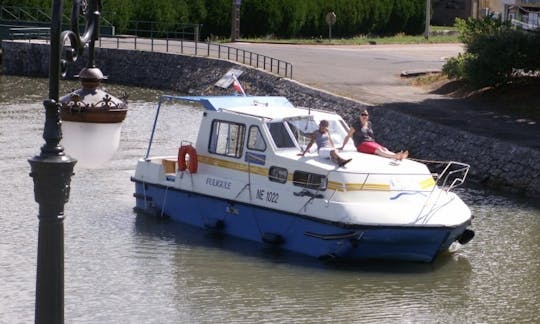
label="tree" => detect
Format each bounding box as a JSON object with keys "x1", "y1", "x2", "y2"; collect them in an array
[
  {"x1": 201, "y1": 0, "x2": 230, "y2": 38},
  {"x1": 103, "y1": 0, "x2": 133, "y2": 33}
]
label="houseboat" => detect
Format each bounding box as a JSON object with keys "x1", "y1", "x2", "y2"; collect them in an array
[{"x1": 132, "y1": 95, "x2": 474, "y2": 263}]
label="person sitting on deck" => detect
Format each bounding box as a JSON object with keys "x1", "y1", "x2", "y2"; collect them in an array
[
  {"x1": 340, "y1": 109, "x2": 408, "y2": 160},
  {"x1": 299, "y1": 120, "x2": 352, "y2": 167}
]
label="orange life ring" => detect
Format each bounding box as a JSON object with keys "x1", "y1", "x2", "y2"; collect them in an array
[{"x1": 178, "y1": 145, "x2": 198, "y2": 173}]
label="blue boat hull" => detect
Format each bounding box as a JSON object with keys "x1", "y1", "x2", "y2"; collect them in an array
[{"x1": 133, "y1": 179, "x2": 470, "y2": 263}]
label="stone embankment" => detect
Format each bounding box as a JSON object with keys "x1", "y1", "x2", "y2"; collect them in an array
[{"x1": 2, "y1": 41, "x2": 539, "y2": 198}]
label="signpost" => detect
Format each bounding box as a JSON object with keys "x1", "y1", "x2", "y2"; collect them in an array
[{"x1": 326, "y1": 12, "x2": 336, "y2": 41}]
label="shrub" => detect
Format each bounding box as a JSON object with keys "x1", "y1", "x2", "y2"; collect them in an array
[
  {"x1": 444, "y1": 16, "x2": 540, "y2": 88},
  {"x1": 455, "y1": 15, "x2": 510, "y2": 47},
  {"x1": 442, "y1": 53, "x2": 472, "y2": 80}
]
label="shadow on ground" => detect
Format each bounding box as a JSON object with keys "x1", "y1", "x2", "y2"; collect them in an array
[{"x1": 381, "y1": 79, "x2": 540, "y2": 150}]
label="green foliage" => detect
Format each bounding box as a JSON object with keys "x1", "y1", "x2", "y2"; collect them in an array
[
  {"x1": 2, "y1": 0, "x2": 429, "y2": 39},
  {"x1": 368, "y1": 0, "x2": 393, "y2": 34},
  {"x1": 104, "y1": 0, "x2": 133, "y2": 32},
  {"x1": 454, "y1": 15, "x2": 510, "y2": 47},
  {"x1": 444, "y1": 16, "x2": 540, "y2": 88},
  {"x1": 443, "y1": 53, "x2": 472, "y2": 80},
  {"x1": 201, "y1": 0, "x2": 230, "y2": 39},
  {"x1": 241, "y1": 0, "x2": 284, "y2": 37},
  {"x1": 188, "y1": 0, "x2": 207, "y2": 23},
  {"x1": 276, "y1": 0, "x2": 308, "y2": 38}
]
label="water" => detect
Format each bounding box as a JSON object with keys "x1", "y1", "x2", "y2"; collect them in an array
[{"x1": 1, "y1": 75, "x2": 539, "y2": 323}]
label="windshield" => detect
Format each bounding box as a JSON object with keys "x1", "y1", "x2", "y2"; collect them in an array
[
  {"x1": 324, "y1": 118, "x2": 349, "y2": 147},
  {"x1": 286, "y1": 117, "x2": 318, "y2": 148},
  {"x1": 266, "y1": 115, "x2": 350, "y2": 150},
  {"x1": 267, "y1": 122, "x2": 297, "y2": 148}
]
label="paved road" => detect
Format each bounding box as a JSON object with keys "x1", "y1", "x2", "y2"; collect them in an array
[
  {"x1": 92, "y1": 37, "x2": 461, "y2": 104},
  {"x1": 228, "y1": 42, "x2": 463, "y2": 105}
]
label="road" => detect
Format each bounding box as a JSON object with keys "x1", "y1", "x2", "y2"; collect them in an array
[
  {"x1": 78, "y1": 37, "x2": 463, "y2": 105},
  {"x1": 228, "y1": 42, "x2": 464, "y2": 105}
]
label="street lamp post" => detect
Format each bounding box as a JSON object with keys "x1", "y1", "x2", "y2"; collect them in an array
[{"x1": 29, "y1": 1, "x2": 126, "y2": 323}]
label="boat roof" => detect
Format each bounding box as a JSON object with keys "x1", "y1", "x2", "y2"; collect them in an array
[
  {"x1": 178, "y1": 96, "x2": 293, "y2": 110},
  {"x1": 177, "y1": 95, "x2": 341, "y2": 121}
]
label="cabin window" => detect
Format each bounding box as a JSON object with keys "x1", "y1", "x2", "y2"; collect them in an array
[
  {"x1": 267, "y1": 122, "x2": 295, "y2": 148},
  {"x1": 293, "y1": 171, "x2": 327, "y2": 191},
  {"x1": 208, "y1": 120, "x2": 245, "y2": 158},
  {"x1": 247, "y1": 126, "x2": 266, "y2": 151},
  {"x1": 269, "y1": 166, "x2": 288, "y2": 184}
]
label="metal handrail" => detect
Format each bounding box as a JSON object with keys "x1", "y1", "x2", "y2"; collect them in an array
[
  {"x1": 96, "y1": 35, "x2": 293, "y2": 78},
  {"x1": 8, "y1": 27, "x2": 50, "y2": 40}
]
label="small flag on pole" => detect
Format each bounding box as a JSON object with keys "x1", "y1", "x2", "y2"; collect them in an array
[{"x1": 232, "y1": 74, "x2": 246, "y2": 96}]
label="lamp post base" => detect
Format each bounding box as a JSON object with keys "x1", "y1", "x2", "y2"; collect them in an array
[{"x1": 29, "y1": 155, "x2": 76, "y2": 324}]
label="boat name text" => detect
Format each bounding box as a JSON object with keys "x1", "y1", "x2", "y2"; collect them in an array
[{"x1": 206, "y1": 177, "x2": 232, "y2": 190}]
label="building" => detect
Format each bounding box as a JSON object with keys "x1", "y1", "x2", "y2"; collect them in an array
[{"x1": 432, "y1": 0, "x2": 540, "y2": 30}]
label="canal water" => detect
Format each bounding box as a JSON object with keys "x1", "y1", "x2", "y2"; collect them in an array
[{"x1": 1, "y1": 75, "x2": 538, "y2": 323}]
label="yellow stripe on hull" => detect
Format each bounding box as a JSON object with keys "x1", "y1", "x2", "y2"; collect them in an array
[{"x1": 198, "y1": 154, "x2": 397, "y2": 192}]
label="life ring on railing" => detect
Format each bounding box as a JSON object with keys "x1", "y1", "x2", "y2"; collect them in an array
[{"x1": 178, "y1": 145, "x2": 198, "y2": 173}]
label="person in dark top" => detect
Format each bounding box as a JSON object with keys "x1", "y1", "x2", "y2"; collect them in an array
[
  {"x1": 299, "y1": 120, "x2": 352, "y2": 167},
  {"x1": 340, "y1": 109, "x2": 408, "y2": 160}
]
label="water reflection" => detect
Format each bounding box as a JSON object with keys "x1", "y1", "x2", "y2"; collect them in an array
[
  {"x1": 1, "y1": 75, "x2": 539, "y2": 323},
  {"x1": 134, "y1": 215, "x2": 475, "y2": 323},
  {"x1": 134, "y1": 214, "x2": 471, "y2": 273}
]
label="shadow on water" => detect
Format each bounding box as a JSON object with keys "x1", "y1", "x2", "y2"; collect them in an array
[{"x1": 133, "y1": 211, "x2": 471, "y2": 275}]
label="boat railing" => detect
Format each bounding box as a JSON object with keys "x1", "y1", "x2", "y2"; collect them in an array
[
  {"x1": 326, "y1": 160, "x2": 470, "y2": 194},
  {"x1": 421, "y1": 160, "x2": 470, "y2": 192}
]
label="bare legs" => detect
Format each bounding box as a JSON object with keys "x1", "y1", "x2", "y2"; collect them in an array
[
  {"x1": 374, "y1": 147, "x2": 408, "y2": 160},
  {"x1": 330, "y1": 150, "x2": 352, "y2": 167}
]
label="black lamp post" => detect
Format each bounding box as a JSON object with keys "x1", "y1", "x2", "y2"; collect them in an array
[{"x1": 29, "y1": 1, "x2": 126, "y2": 323}]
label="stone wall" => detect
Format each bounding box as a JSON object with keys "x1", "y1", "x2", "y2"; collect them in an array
[{"x1": 2, "y1": 40, "x2": 539, "y2": 198}]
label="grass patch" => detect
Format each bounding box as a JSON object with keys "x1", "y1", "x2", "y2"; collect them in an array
[
  {"x1": 234, "y1": 27, "x2": 460, "y2": 45},
  {"x1": 409, "y1": 72, "x2": 449, "y2": 87},
  {"x1": 238, "y1": 34, "x2": 459, "y2": 45}
]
